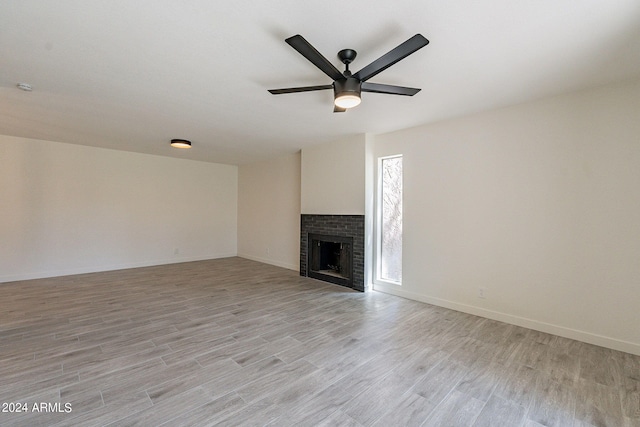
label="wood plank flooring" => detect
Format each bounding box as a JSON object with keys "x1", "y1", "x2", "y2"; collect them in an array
[{"x1": 1, "y1": 257, "x2": 638, "y2": 426}]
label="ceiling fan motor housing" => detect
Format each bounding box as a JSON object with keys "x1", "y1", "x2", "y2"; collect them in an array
[
  {"x1": 334, "y1": 77, "x2": 361, "y2": 96},
  {"x1": 334, "y1": 77, "x2": 362, "y2": 108}
]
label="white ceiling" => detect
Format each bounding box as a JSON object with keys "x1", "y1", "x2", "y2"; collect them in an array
[{"x1": 2, "y1": 1, "x2": 640, "y2": 165}]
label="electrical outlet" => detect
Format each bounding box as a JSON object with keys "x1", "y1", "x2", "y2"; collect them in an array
[
  {"x1": 266, "y1": 247, "x2": 270, "y2": 255},
  {"x1": 478, "y1": 287, "x2": 486, "y2": 299},
  {"x1": 174, "y1": 248, "x2": 179, "y2": 255}
]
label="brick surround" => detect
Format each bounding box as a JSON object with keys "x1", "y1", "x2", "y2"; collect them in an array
[{"x1": 300, "y1": 214, "x2": 365, "y2": 292}]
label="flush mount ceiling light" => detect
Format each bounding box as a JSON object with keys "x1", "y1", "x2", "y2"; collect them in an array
[
  {"x1": 17, "y1": 83, "x2": 33, "y2": 91},
  {"x1": 170, "y1": 139, "x2": 192, "y2": 149}
]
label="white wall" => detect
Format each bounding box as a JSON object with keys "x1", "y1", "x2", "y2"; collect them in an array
[
  {"x1": 301, "y1": 134, "x2": 366, "y2": 215},
  {"x1": 237, "y1": 152, "x2": 301, "y2": 270},
  {"x1": 373, "y1": 76, "x2": 640, "y2": 355},
  {"x1": 0, "y1": 135, "x2": 237, "y2": 282}
]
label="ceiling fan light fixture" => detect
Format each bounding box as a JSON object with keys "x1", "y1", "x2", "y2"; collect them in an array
[
  {"x1": 335, "y1": 94, "x2": 361, "y2": 109},
  {"x1": 334, "y1": 78, "x2": 361, "y2": 109},
  {"x1": 170, "y1": 139, "x2": 192, "y2": 149}
]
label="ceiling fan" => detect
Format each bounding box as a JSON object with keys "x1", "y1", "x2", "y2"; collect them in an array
[{"x1": 268, "y1": 33, "x2": 429, "y2": 112}]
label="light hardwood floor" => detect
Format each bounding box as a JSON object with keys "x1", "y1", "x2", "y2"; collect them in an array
[{"x1": 1, "y1": 257, "x2": 638, "y2": 426}]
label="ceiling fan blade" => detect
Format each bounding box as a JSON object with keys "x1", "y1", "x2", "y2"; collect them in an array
[
  {"x1": 353, "y1": 34, "x2": 429, "y2": 82},
  {"x1": 268, "y1": 84, "x2": 333, "y2": 95},
  {"x1": 333, "y1": 105, "x2": 347, "y2": 113},
  {"x1": 285, "y1": 35, "x2": 344, "y2": 81},
  {"x1": 361, "y1": 82, "x2": 421, "y2": 96}
]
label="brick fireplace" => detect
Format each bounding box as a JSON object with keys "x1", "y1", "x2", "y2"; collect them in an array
[{"x1": 300, "y1": 214, "x2": 365, "y2": 291}]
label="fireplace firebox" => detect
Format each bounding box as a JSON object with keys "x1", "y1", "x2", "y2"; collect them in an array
[{"x1": 307, "y1": 234, "x2": 353, "y2": 288}]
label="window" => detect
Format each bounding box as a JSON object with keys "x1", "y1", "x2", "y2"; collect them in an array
[{"x1": 377, "y1": 155, "x2": 403, "y2": 284}]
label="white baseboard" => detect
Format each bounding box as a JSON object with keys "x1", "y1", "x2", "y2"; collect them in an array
[
  {"x1": 0, "y1": 253, "x2": 237, "y2": 284},
  {"x1": 237, "y1": 253, "x2": 299, "y2": 272},
  {"x1": 374, "y1": 282, "x2": 640, "y2": 356}
]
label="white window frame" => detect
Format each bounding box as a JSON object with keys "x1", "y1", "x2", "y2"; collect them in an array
[{"x1": 374, "y1": 154, "x2": 403, "y2": 286}]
